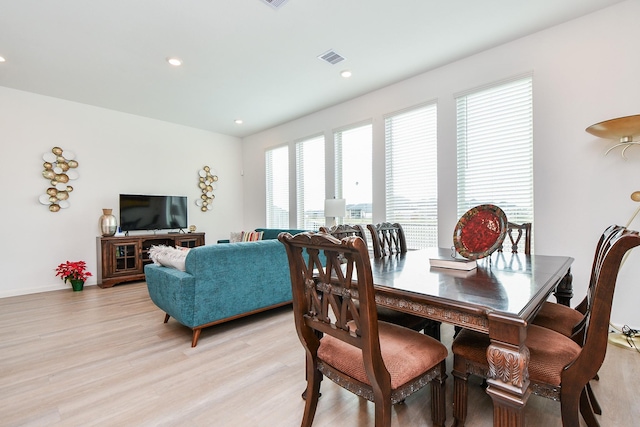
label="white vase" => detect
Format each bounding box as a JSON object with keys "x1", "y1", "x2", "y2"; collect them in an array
[{"x1": 99, "y1": 208, "x2": 117, "y2": 237}]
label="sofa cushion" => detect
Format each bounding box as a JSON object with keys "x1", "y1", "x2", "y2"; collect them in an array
[
  {"x1": 242, "y1": 230, "x2": 264, "y2": 241},
  {"x1": 229, "y1": 231, "x2": 243, "y2": 243},
  {"x1": 148, "y1": 245, "x2": 189, "y2": 271},
  {"x1": 254, "y1": 228, "x2": 310, "y2": 240}
]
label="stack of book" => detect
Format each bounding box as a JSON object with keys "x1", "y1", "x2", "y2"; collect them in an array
[{"x1": 429, "y1": 257, "x2": 477, "y2": 271}]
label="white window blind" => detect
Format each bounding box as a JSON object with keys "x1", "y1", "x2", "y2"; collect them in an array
[
  {"x1": 384, "y1": 103, "x2": 438, "y2": 248},
  {"x1": 265, "y1": 145, "x2": 289, "y2": 228},
  {"x1": 334, "y1": 123, "x2": 373, "y2": 226},
  {"x1": 296, "y1": 135, "x2": 325, "y2": 230},
  {"x1": 456, "y1": 75, "x2": 534, "y2": 242}
]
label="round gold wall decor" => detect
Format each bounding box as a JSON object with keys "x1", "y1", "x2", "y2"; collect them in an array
[
  {"x1": 39, "y1": 147, "x2": 80, "y2": 212},
  {"x1": 195, "y1": 166, "x2": 218, "y2": 212}
]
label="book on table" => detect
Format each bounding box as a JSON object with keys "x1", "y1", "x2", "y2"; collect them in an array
[{"x1": 429, "y1": 257, "x2": 477, "y2": 271}]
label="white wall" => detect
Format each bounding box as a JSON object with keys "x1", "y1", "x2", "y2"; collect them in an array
[
  {"x1": 0, "y1": 86, "x2": 243, "y2": 297},
  {"x1": 242, "y1": 0, "x2": 640, "y2": 328}
]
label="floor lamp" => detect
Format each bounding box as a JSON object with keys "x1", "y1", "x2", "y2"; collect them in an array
[{"x1": 587, "y1": 115, "x2": 640, "y2": 350}]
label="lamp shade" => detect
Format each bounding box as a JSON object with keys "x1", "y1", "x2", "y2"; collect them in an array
[{"x1": 324, "y1": 198, "x2": 346, "y2": 217}]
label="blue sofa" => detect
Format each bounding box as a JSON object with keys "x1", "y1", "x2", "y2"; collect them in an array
[{"x1": 145, "y1": 238, "x2": 297, "y2": 347}]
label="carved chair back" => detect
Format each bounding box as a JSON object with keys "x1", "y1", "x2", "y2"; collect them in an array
[
  {"x1": 367, "y1": 222, "x2": 407, "y2": 258},
  {"x1": 319, "y1": 224, "x2": 368, "y2": 247},
  {"x1": 499, "y1": 222, "x2": 532, "y2": 254}
]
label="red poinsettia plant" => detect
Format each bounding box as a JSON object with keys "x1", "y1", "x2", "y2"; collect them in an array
[{"x1": 55, "y1": 260, "x2": 92, "y2": 283}]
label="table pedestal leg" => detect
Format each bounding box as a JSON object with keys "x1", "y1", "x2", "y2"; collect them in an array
[
  {"x1": 485, "y1": 337, "x2": 531, "y2": 426},
  {"x1": 553, "y1": 268, "x2": 573, "y2": 307}
]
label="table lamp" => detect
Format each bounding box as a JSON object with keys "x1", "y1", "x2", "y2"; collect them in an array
[{"x1": 324, "y1": 198, "x2": 346, "y2": 227}]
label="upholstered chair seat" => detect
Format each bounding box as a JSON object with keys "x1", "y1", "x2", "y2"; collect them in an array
[
  {"x1": 533, "y1": 302, "x2": 585, "y2": 338},
  {"x1": 319, "y1": 320, "x2": 448, "y2": 403},
  {"x1": 453, "y1": 326, "x2": 581, "y2": 388}
]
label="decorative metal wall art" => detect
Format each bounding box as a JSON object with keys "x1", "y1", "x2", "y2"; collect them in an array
[
  {"x1": 196, "y1": 166, "x2": 217, "y2": 212},
  {"x1": 39, "y1": 146, "x2": 80, "y2": 212}
]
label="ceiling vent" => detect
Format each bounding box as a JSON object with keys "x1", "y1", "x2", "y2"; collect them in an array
[
  {"x1": 260, "y1": 0, "x2": 288, "y2": 9},
  {"x1": 317, "y1": 49, "x2": 345, "y2": 65}
]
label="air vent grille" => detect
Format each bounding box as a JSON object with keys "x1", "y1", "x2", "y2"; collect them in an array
[
  {"x1": 260, "y1": 0, "x2": 288, "y2": 9},
  {"x1": 318, "y1": 49, "x2": 345, "y2": 65}
]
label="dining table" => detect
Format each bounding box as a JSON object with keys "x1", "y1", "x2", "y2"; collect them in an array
[{"x1": 369, "y1": 247, "x2": 574, "y2": 427}]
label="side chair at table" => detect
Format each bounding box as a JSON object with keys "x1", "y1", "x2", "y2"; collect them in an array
[
  {"x1": 450, "y1": 225, "x2": 640, "y2": 427},
  {"x1": 498, "y1": 221, "x2": 532, "y2": 254},
  {"x1": 366, "y1": 222, "x2": 442, "y2": 340},
  {"x1": 319, "y1": 224, "x2": 368, "y2": 243},
  {"x1": 530, "y1": 224, "x2": 626, "y2": 419},
  {"x1": 278, "y1": 231, "x2": 448, "y2": 427}
]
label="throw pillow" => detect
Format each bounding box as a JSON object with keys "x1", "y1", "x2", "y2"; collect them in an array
[
  {"x1": 148, "y1": 244, "x2": 189, "y2": 271},
  {"x1": 241, "y1": 231, "x2": 263, "y2": 242},
  {"x1": 230, "y1": 231, "x2": 243, "y2": 243}
]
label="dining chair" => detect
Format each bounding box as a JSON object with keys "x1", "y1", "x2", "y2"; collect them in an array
[
  {"x1": 498, "y1": 221, "x2": 532, "y2": 254},
  {"x1": 530, "y1": 224, "x2": 625, "y2": 418},
  {"x1": 319, "y1": 224, "x2": 368, "y2": 244},
  {"x1": 450, "y1": 225, "x2": 640, "y2": 427},
  {"x1": 367, "y1": 222, "x2": 408, "y2": 258},
  {"x1": 366, "y1": 222, "x2": 442, "y2": 340},
  {"x1": 278, "y1": 231, "x2": 448, "y2": 427}
]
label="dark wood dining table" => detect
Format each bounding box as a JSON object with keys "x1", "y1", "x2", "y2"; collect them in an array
[{"x1": 369, "y1": 247, "x2": 574, "y2": 427}]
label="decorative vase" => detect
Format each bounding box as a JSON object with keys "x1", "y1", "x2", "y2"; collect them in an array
[
  {"x1": 70, "y1": 279, "x2": 84, "y2": 292},
  {"x1": 99, "y1": 208, "x2": 117, "y2": 237}
]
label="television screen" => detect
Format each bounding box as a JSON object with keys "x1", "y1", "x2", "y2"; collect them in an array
[{"x1": 119, "y1": 194, "x2": 188, "y2": 232}]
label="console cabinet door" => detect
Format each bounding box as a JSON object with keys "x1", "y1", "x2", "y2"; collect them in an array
[
  {"x1": 174, "y1": 234, "x2": 205, "y2": 248},
  {"x1": 99, "y1": 238, "x2": 143, "y2": 286}
]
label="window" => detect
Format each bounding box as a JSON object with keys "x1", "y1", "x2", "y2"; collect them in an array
[
  {"x1": 334, "y1": 123, "x2": 373, "y2": 226},
  {"x1": 384, "y1": 103, "x2": 438, "y2": 248},
  {"x1": 296, "y1": 135, "x2": 325, "y2": 230},
  {"x1": 456, "y1": 75, "x2": 533, "y2": 249},
  {"x1": 265, "y1": 145, "x2": 289, "y2": 228}
]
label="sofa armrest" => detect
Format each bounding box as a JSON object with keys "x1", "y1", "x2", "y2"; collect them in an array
[{"x1": 145, "y1": 264, "x2": 197, "y2": 327}]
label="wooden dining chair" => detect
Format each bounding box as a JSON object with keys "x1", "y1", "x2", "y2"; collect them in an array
[
  {"x1": 450, "y1": 225, "x2": 640, "y2": 427},
  {"x1": 498, "y1": 221, "x2": 532, "y2": 254},
  {"x1": 530, "y1": 224, "x2": 625, "y2": 418},
  {"x1": 367, "y1": 222, "x2": 408, "y2": 258},
  {"x1": 319, "y1": 224, "x2": 368, "y2": 245},
  {"x1": 366, "y1": 222, "x2": 442, "y2": 340},
  {"x1": 278, "y1": 232, "x2": 448, "y2": 427}
]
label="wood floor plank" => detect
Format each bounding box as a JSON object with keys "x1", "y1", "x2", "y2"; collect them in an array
[{"x1": 0, "y1": 282, "x2": 638, "y2": 426}]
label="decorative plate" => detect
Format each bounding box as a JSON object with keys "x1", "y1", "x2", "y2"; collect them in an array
[{"x1": 453, "y1": 204, "x2": 507, "y2": 260}]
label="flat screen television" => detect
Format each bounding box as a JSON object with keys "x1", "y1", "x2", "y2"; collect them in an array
[{"x1": 119, "y1": 194, "x2": 188, "y2": 232}]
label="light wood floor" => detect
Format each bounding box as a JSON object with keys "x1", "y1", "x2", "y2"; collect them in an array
[{"x1": 1, "y1": 282, "x2": 639, "y2": 427}]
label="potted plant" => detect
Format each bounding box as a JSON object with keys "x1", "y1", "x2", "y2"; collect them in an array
[{"x1": 55, "y1": 260, "x2": 92, "y2": 291}]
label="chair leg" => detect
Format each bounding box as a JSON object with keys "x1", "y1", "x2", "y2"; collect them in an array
[
  {"x1": 586, "y1": 382, "x2": 602, "y2": 415},
  {"x1": 452, "y1": 370, "x2": 469, "y2": 427},
  {"x1": 580, "y1": 387, "x2": 601, "y2": 427},
  {"x1": 373, "y1": 397, "x2": 392, "y2": 427},
  {"x1": 430, "y1": 361, "x2": 447, "y2": 427},
  {"x1": 163, "y1": 313, "x2": 170, "y2": 323},
  {"x1": 560, "y1": 387, "x2": 582, "y2": 427},
  {"x1": 301, "y1": 362, "x2": 322, "y2": 427}
]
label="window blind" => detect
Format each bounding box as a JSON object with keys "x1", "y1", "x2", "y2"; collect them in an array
[
  {"x1": 265, "y1": 145, "x2": 289, "y2": 228},
  {"x1": 456, "y1": 75, "x2": 534, "y2": 237},
  {"x1": 384, "y1": 103, "x2": 438, "y2": 248},
  {"x1": 296, "y1": 135, "x2": 325, "y2": 230},
  {"x1": 334, "y1": 123, "x2": 373, "y2": 227}
]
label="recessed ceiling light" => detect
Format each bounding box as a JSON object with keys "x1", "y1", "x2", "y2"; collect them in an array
[
  {"x1": 234, "y1": 119, "x2": 243, "y2": 125},
  {"x1": 340, "y1": 70, "x2": 352, "y2": 78},
  {"x1": 0, "y1": 56, "x2": 6, "y2": 63},
  {"x1": 167, "y1": 57, "x2": 182, "y2": 66}
]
